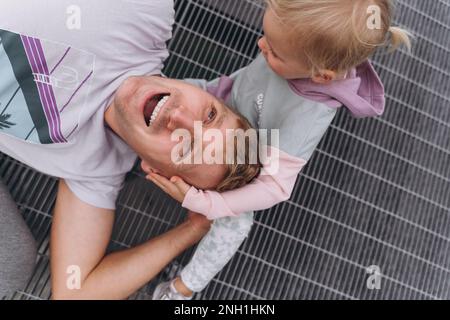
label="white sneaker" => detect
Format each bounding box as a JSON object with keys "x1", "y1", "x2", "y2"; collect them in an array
[{"x1": 152, "y1": 280, "x2": 193, "y2": 300}]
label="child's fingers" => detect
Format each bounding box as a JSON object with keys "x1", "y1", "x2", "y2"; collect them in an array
[
  {"x1": 147, "y1": 175, "x2": 168, "y2": 193},
  {"x1": 145, "y1": 173, "x2": 187, "y2": 203},
  {"x1": 146, "y1": 174, "x2": 173, "y2": 194},
  {"x1": 171, "y1": 176, "x2": 191, "y2": 194},
  {"x1": 147, "y1": 172, "x2": 173, "y2": 189}
]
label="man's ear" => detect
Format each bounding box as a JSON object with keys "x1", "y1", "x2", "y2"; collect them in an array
[
  {"x1": 141, "y1": 160, "x2": 159, "y2": 174},
  {"x1": 311, "y1": 69, "x2": 337, "y2": 84}
]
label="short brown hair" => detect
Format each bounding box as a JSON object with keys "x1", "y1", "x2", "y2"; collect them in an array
[{"x1": 215, "y1": 113, "x2": 262, "y2": 192}]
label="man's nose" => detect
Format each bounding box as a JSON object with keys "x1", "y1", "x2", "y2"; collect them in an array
[{"x1": 167, "y1": 105, "x2": 196, "y2": 130}]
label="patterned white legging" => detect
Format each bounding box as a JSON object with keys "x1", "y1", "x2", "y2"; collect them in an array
[{"x1": 180, "y1": 211, "x2": 254, "y2": 292}]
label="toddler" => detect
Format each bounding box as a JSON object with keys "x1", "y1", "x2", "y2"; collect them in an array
[{"x1": 149, "y1": 0, "x2": 411, "y2": 300}]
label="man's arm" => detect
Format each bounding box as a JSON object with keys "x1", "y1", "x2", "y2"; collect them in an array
[{"x1": 50, "y1": 179, "x2": 211, "y2": 300}]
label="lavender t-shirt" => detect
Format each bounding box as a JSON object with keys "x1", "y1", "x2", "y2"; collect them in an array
[{"x1": 0, "y1": 0, "x2": 174, "y2": 209}]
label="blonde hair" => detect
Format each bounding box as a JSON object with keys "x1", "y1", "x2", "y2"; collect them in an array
[
  {"x1": 266, "y1": 0, "x2": 412, "y2": 74},
  {"x1": 216, "y1": 114, "x2": 262, "y2": 192}
]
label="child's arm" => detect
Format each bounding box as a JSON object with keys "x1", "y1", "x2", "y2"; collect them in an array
[
  {"x1": 182, "y1": 147, "x2": 306, "y2": 219},
  {"x1": 146, "y1": 147, "x2": 306, "y2": 220}
]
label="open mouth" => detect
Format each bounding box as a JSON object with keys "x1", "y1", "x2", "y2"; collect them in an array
[{"x1": 144, "y1": 93, "x2": 170, "y2": 127}]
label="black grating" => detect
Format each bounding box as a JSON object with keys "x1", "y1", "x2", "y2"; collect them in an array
[{"x1": 1, "y1": 0, "x2": 450, "y2": 300}]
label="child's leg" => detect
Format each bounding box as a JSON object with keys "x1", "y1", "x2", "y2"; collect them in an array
[{"x1": 179, "y1": 211, "x2": 254, "y2": 293}]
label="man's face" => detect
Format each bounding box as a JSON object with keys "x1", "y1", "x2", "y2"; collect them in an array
[{"x1": 105, "y1": 76, "x2": 242, "y2": 190}]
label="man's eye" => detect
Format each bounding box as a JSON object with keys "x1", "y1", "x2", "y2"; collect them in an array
[{"x1": 205, "y1": 107, "x2": 217, "y2": 124}]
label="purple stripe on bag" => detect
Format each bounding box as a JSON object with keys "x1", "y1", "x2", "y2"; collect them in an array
[
  {"x1": 21, "y1": 35, "x2": 67, "y2": 143},
  {"x1": 31, "y1": 37, "x2": 66, "y2": 142},
  {"x1": 21, "y1": 35, "x2": 58, "y2": 143}
]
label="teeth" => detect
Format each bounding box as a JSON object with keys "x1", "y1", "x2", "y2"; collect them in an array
[{"x1": 149, "y1": 95, "x2": 169, "y2": 127}]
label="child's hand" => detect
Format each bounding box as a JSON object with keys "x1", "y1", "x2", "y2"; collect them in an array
[{"x1": 145, "y1": 172, "x2": 191, "y2": 203}]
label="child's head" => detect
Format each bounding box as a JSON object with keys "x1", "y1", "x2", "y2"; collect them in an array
[{"x1": 259, "y1": 0, "x2": 411, "y2": 82}]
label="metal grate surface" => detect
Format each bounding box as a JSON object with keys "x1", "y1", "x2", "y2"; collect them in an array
[{"x1": 1, "y1": 0, "x2": 450, "y2": 300}]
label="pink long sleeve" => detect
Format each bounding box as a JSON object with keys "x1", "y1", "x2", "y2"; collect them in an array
[{"x1": 182, "y1": 147, "x2": 307, "y2": 220}]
